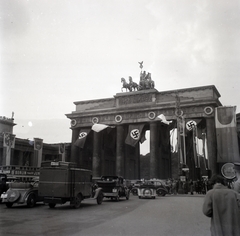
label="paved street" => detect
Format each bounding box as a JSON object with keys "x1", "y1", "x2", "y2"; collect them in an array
[{"x1": 0, "y1": 194, "x2": 211, "y2": 236}]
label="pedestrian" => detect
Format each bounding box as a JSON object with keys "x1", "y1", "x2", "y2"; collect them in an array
[
  {"x1": 189, "y1": 179, "x2": 194, "y2": 195},
  {"x1": 233, "y1": 162, "x2": 240, "y2": 193},
  {"x1": 202, "y1": 174, "x2": 240, "y2": 236}
]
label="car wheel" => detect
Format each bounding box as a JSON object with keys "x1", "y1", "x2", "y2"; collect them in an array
[
  {"x1": 132, "y1": 188, "x2": 138, "y2": 196},
  {"x1": 27, "y1": 194, "x2": 36, "y2": 208},
  {"x1": 73, "y1": 194, "x2": 82, "y2": 209},
  {"x1": 157, "y1": 189, "x2": 166, "y2": 196},
  {"x1": 97, "y1": 191, "x2": 103, "y2": 205},
  {"x1": 49, "y1": 203, "x2": 56, "y2": 208},
  {"x1": 115, "y1": 194, "x2": 120, "y2": 202},
  {"x1": 6, "y1": 202, "x2": 13, "y2": 208}
]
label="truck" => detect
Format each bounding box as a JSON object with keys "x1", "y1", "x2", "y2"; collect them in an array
[{"x1": 38, "y1": 161, "x2": 103, "y2": 209}]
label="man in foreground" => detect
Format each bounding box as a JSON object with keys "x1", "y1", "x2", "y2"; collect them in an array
[{"x1": 202, "y1": 174, "x2": 240, "y2": 236}]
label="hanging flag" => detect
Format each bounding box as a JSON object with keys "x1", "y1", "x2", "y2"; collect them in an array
[
  {"x1": 59, "y1": 143, "x2": 65, "y2": 154},
  {"x1": 74, "y1": 128, "x2": 91, "y2": 148},
  {"x1": 34, "y1": 138, "x2": 43, "y2": 151},
  {"x1": 125, "y1": 124, "x2": 145, "y2": 147},
  {"x1": 140, "y1": 129, "x2": 146, "y2": 144},
  {"x1": 92, "y1": 123, "x2": 115, "y2": 133},
  {"x1": 215, "y1": 106, "x2": 240, "y2": 163},
  {"x1": 157, "y1": 114, "x2": 172, "y2": 125},
  {"x1": 34, "y1": 138, "x2": 43, "y2": 167},
  {"x1": 3, "y1": 133, "x2": 15, "y2": 148},
  {"x1": 192, "y1": 127, "x2": 199, "y2": 168}
]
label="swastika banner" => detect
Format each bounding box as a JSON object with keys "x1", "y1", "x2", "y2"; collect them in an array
[
  {"x1": 74, "y1": 128, "x2": 91, "y2": 148},
  {"x1": 125, "y1": 124, "x2": 145, "y2": 147}
]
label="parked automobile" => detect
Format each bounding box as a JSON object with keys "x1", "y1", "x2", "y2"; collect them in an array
[
  {"x1": 96, "y1": 176, "x2": 130, "y2": 201},
  {"x1": 0, "y1": 178, "x2": 43, "y2": 208},
  {"x1": 138, "y1": 180, "x2": 157, "y2": 199}
]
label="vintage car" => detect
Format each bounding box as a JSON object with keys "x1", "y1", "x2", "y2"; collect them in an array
[
  {"x1": 0, "y1": 178, "x2": 43, "y2": 208},
  {"x1": 138, "y1": 180, "x2": 157, "y2": 199},
  {"x1": 96, "y1": 175, "x2": 130, "y2": 201},
  {"x1": 131, "y1": 180, "x2": 144, "y2": 196}
]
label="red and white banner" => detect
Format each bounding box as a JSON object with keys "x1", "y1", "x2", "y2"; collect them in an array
[
  {"x1": 215, "y1": 106, "x2": 240, "y2": 163},
  {"x1": 125, "y1": 124, "x2": 145, "y2": 147},
  {"x1": 74, "y1": 128, "x2": 91, "y2": 148}
]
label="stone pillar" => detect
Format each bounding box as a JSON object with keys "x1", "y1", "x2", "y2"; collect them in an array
[
  {"x1": 92, "y1": 131, "x2": 101, "y2": 177},
  {"x1": 150, "y1": 122, "x2": 158, "y2": 178},
  {"x1": 206, "y1": 117, "x2": 217, "y2": 175},
  {"x1": 70, "y1": 129, "x2": 79, "y2": 164},
  {"x1": 116, "y1": 125, "x2": 125, "y2": 176}
]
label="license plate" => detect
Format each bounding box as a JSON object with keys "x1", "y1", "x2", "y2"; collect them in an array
[{"x1": 51, "y1": 162, "x2": 59, "y2": 166}]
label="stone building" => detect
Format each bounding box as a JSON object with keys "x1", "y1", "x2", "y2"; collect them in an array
[
  {"x1": 0, "y1": 116, "x2": 71, "y2": 180},
  {"x1": 66, "y1": 85, "x2": 228, "y2": 180}
]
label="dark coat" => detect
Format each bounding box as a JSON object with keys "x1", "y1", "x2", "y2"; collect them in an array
[{"x1": 202, "y1": 183, "x2": 240, "y2": 236}]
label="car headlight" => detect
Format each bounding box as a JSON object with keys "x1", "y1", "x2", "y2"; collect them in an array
[{"x1": 112, "y1": 188, "x2": 117, "y2": 193}]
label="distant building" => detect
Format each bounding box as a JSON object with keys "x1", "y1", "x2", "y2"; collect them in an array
[{"x1": 0, "y1": 115, "x2": 71, "y2": 181}]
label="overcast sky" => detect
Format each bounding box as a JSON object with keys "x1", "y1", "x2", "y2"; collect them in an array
[{"x1": 1, "y1": 0, "x2": 240, "y2": 147}]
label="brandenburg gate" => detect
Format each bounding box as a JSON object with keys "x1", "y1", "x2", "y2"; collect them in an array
[{"x1": 66, "y1": 85, "x2": 221, "y2": 180}]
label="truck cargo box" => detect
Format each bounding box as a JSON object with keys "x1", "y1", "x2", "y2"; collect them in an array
[{"x1": 39, "y1": 161, "x2": 92, "y2": 199}]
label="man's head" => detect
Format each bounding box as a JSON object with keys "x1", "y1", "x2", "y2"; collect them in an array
[{"x1": 210, "y1": 174, "x2": 226, "y2": 185}]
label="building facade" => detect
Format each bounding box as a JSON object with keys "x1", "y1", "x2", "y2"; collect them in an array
[{"x1": 66, "y1": 85, "x2": 223, "y2": 180}]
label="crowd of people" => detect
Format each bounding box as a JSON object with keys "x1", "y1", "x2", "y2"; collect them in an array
[{"x1": 163, "y1": 178, "x2": 211, "y2": 195}]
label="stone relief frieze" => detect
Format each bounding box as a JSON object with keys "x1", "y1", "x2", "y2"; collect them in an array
[{"x1": 118, "y1": 94, "x2": 152, "y2": 105}]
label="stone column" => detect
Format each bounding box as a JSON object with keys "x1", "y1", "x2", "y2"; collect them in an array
[
  {"x1": 116, "y1": 125, "x2": 125, "y2": 176},
  {"x1": 70, "y1": 129, "x2": 79, "y2": 164},
  {"x1": 92, "y1": 131, "x2": 101, "y2": 177},
  {"x1": 206, "y1": 117, "x2": 217, "y2": 175},
  {"x1": 150, "y1": 122, "x2": 158, "y2": 178}
]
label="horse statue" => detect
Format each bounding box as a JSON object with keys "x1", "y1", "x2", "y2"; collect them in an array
[
  {"x1": 129, "y1": 76, "x2": 139, "y2": 91},
  {"x1": 121, "y1": 78, "x2": 132, "y2": 92}
]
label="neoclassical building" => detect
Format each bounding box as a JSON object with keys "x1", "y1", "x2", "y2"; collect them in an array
[
  {"x1": 66, "y1": 85, "x2": 233, "y2": 180},
  {"x1": 0, "y1": 116, "x2": 71, "y2": 180}
]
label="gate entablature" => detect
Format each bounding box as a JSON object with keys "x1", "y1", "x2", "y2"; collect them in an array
[{"x1": 66, "y1": 85, "x2": 221, "y2": 128}]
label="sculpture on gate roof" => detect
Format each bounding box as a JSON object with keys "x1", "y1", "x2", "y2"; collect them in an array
[{"x1": 120, "y1": 61, "x2": 155, "y2": 92}]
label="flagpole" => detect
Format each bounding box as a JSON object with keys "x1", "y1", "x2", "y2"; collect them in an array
[{"x1": 175, "y1": 94, "x2": 186, "y2": 194}]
